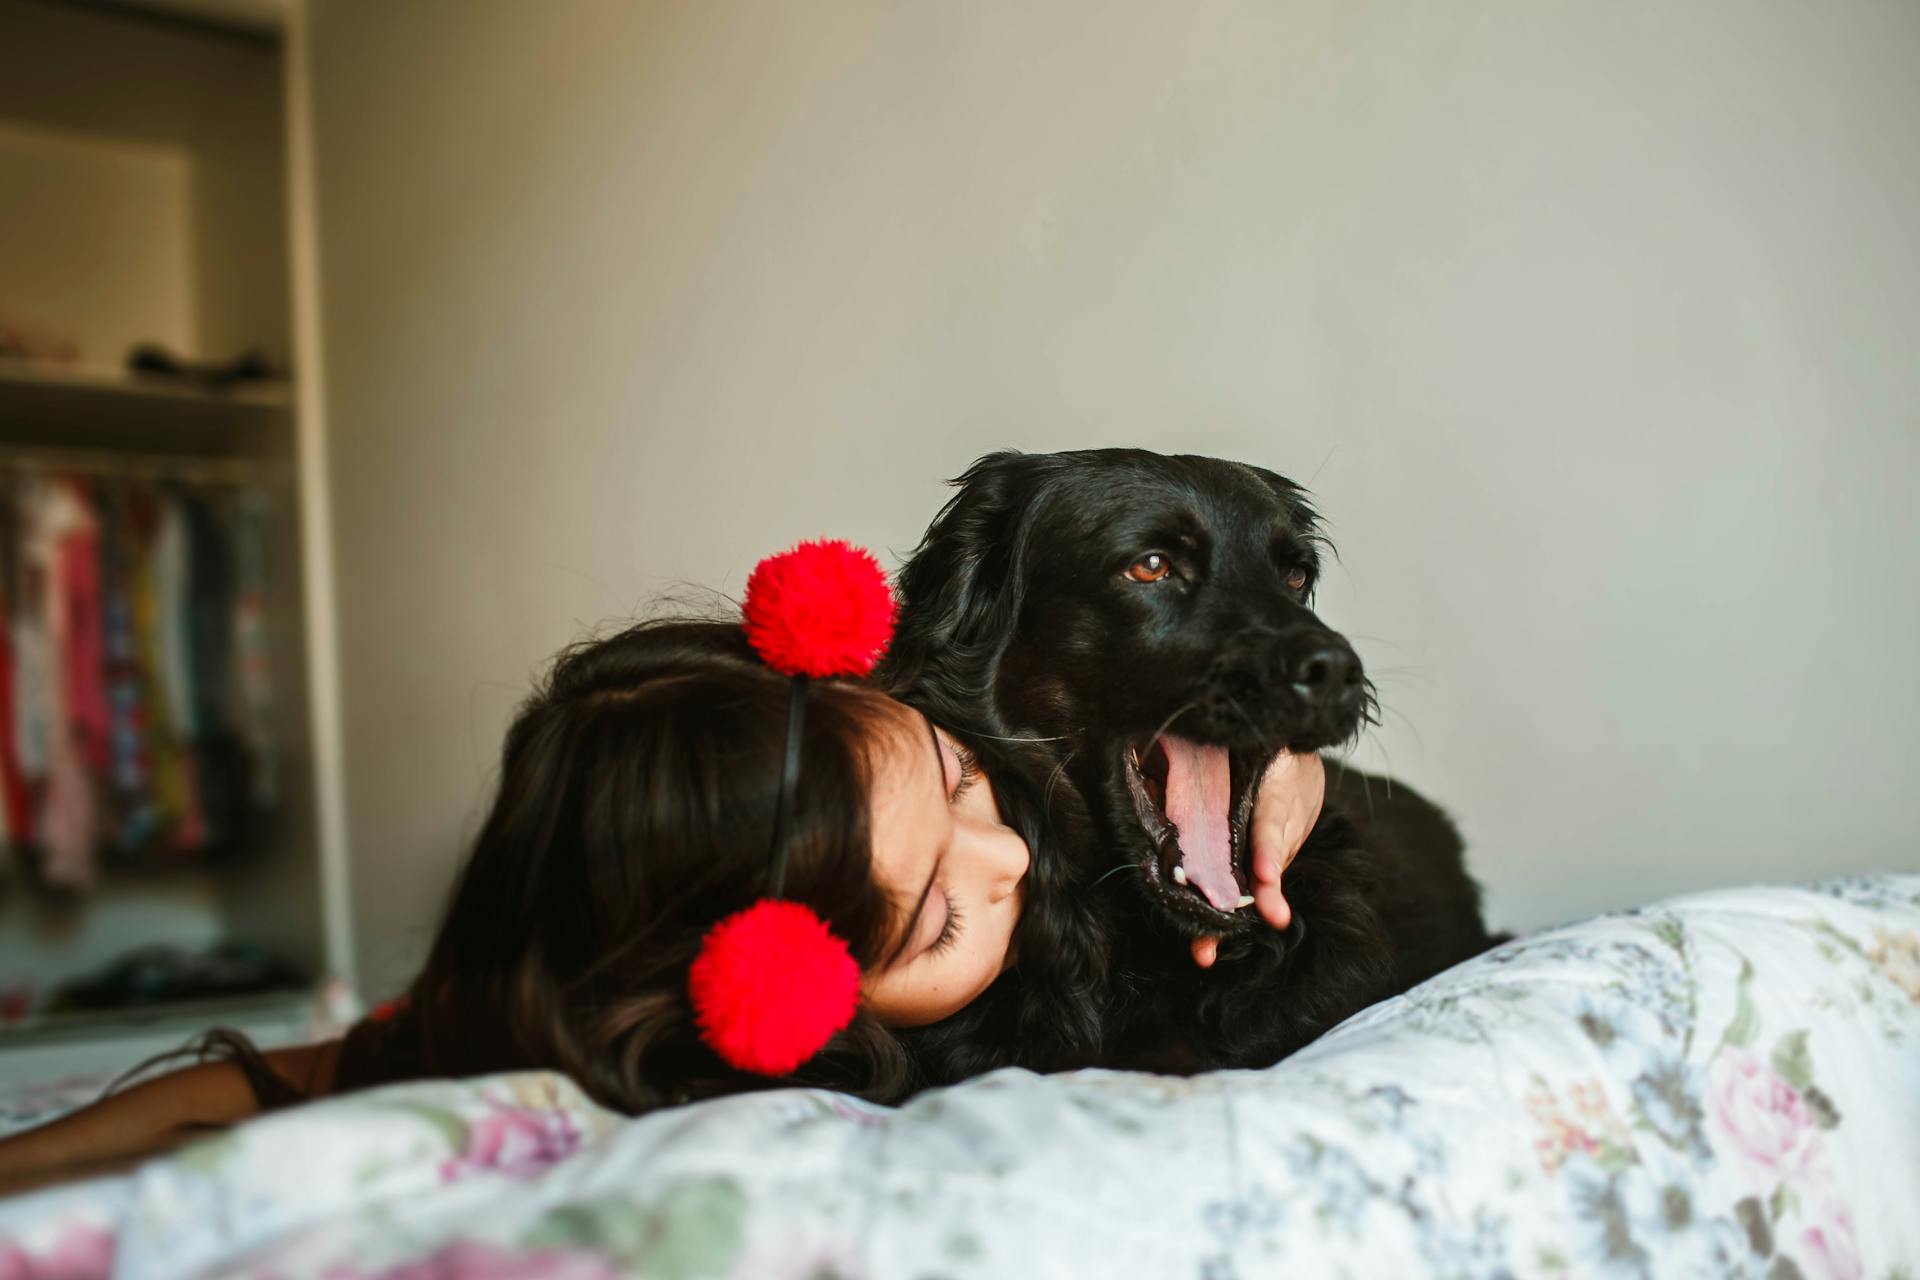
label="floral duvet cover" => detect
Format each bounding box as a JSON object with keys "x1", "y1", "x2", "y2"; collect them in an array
[{"x1": 5, "y1": 876, "x2": 1918, "y2": 1280}]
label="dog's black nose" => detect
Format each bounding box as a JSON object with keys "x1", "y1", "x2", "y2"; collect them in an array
[{"x1": 1289, "y1": 642, "x2": 1361, "y2": 706}]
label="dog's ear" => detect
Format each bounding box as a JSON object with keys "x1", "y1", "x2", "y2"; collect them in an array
[
  {"x1": 1240, "y1": 462, "x2": 1331, "y2": 597},
  {"x1": 1240, "y1": 463, "x2": 1326, "y2": 544},
  {"x1": 884, "y1": 450, "x2": 1051, "y2": 712}
]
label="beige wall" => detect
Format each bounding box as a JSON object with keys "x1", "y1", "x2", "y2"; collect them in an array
[{"x1": 304, "y1": 0, "x2": 1920, "y2": 996}]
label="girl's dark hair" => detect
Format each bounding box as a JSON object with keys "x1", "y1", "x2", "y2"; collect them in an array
[{"x1": 321, "y1": 618, "x2": 912, "y2": 1112}]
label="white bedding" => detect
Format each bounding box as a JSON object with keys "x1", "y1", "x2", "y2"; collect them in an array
[{"x1": 4, "y1": 876, "x2": 1917, "y2": 1279}]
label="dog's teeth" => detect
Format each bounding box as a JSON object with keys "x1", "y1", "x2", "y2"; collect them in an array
[
  {"x1": 1236, "y1": 894, "x2": 1256, "y2": 909},
  {"x1": 1172, "y1": 865, "x2": 1188, "y2": 886}
]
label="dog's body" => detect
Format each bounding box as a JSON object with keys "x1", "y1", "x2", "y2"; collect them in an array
[{"x1": 886, "y1": 449, "x2": 1495, "y2": 1079}]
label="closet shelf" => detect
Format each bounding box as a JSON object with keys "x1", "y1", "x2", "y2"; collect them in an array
[
  {"x1": 0, "y1": 360, "x2": 292, "y2": 456},
  {"x1": 0, "y1": 991, "x2": 317, "y2": 1091},
  {"x1": 0, "y1": 987, "x2": 311, "y2": 1047},
  {"x1": 0, "y1": 360, "x2": 291, "y2": 408}
]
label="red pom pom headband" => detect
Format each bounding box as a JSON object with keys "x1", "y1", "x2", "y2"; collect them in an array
[{"x1": 687, "y1": 539, "x2": 898, "y2": 1076}]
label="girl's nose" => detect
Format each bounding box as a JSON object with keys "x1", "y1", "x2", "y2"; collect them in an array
[{"x1": 981, "y1": 823, "x2": 1029, "y2": 904}]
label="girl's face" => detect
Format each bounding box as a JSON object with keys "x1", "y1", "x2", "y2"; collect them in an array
[{"x1": 860, "y1": 700, "x2": 1029, "y2": 1027}]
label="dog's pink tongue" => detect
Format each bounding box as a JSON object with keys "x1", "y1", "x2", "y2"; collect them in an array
[{"x1": 1160, "y1": 734, "x2": 1238, "y2": 911}]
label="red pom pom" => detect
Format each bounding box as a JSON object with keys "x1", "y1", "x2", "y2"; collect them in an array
[
  {"x1": 743, "y1": 539, "x2": 897, "y2": 678},
  {"x1": 688, "y1": 899, "x2": 861, "y2": 1075}
]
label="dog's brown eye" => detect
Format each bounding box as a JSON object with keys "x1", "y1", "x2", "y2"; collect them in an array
[
  {"x1": 1286, "y1": 566, "x2": 1309, "y2": 592},
  {"x1": 1127, "y1": 554, "x2": 1172, "y2": 583}
]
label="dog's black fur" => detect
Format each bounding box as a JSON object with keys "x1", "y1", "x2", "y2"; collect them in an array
[{"x1": 886, "y1": 449, "x2": 1495, "y2": 1080}]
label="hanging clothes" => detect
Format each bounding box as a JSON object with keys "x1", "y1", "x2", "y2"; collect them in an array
[
  {"x1": 100, "y1": 487, "x2": 158, "y2": 856},
  {"x1": 129, "y1": 488, "x2": 185, "y2": 853},
  {"x1": 12, "y1": 484, "x2": 53, "y2": 793},
  {"x1": 230, "y1": 490, "x2": 277, "y2": 808},
  {"x1": 153, "y1": 497, "x2": 195, "y2": 740},
  {"x1": 184, "y1": 493, "x2": 241, "y2": 854},
  {"x1": 0, "y1": 464, "x2": 279, "y2": 887},
  {"x1": 0, "y1": 479, "x2": 24, "y2": 869},
  {"x1": 60, "y1": 485, "x2": 109, "y2": 776},
  {"x1": 23, "y1": 478, "x2": 101, "y2": 889}
]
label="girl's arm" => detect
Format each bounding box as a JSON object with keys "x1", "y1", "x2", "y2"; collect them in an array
[{"x1": 0, "y1": 1038, "x2": 340, "y2": 1197}]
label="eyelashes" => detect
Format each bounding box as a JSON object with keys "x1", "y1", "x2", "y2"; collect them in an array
[
  {"x1": 924, "y1": 731, "x2": 979, "y2": 961},
  {"x1": 949, "y1": 739, "x2": 981, "y2": 802},
  {"x1": 929, "y1": 896, "x2": 964, "y2": 956}
]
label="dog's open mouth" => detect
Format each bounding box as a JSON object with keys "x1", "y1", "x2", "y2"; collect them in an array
[{"x1": 1124, "y1": 734, "x2": 1263, "y2": 920}]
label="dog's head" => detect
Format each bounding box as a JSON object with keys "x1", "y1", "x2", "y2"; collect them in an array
[{"x1": 890, "y1": 448, "x2": 1373, "y2": 942}]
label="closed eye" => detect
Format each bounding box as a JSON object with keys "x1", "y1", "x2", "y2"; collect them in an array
[
  {"x1": 949, "y1": 739, "x2": 981, "y2": 802},
  {"x1": 928, "y1": 897, "x2": 964, "y2": 956}
]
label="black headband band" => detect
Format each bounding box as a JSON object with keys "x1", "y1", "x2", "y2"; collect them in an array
[{"x1": 764, "y1": 674, "x2": 809, "y2": 899}]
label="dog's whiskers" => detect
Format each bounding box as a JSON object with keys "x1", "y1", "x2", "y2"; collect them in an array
[
  {"x1": 1368, "y1": 699, "x2": 1425, "y2": 755},
  {"x1": 1323, "y1": 748, "x2": 1380, "y2": 819},
  {"x1": 1340, "y1": 633, "x2": 1420, "y2": 657},
  {"x1": 1041, "y1": 750, "x2": 1078, "y2": 814},
  {"x1": 1362, "y1": 665, "x2": 1435, "y2": 689},
  {"x1": 1146, "y1": 702, "x2": 1201, "y2": 747},
  {"x1": 1366, "y1": 737, "x2": 1399, "y2": 805},
  {"x1": 1220, "y1": 690, "x2": 1263, "y2": 739}
]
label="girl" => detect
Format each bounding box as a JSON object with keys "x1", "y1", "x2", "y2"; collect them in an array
[{"x1": 0, "y1": 546, "x2": 1322, "y2": 1194}]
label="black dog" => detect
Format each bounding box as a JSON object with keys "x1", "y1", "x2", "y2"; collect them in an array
[{"x1": 886, "y1": 449, "x2": 1495, "y2": 1080}]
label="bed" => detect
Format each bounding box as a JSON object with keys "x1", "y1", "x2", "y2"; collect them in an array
[{"x1": 4, "y1": 875, "x2": 1917, "y2": 1279}]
